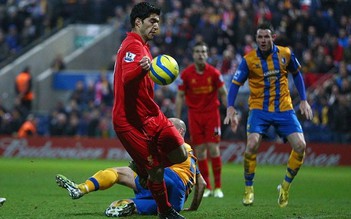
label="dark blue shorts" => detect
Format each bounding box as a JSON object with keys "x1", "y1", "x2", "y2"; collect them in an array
[
  {"x1": 131, "y1": 168, "x2": 186, "y2": 215},
  {"x1": 247, "y1": 109, "x2": 303, "y2": 139}
]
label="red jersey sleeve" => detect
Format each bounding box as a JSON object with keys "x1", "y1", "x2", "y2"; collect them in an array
[{"x1": 119, "y1": 41, "x2": 148, "y2": 84}]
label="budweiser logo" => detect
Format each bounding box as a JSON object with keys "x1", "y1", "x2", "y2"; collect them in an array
[
  {"x1": 0, "y1": 137, "x2": 131, "y2": 160},
  {"x1": 220, "y1": 142, "x2": 341, "y2": 166}
]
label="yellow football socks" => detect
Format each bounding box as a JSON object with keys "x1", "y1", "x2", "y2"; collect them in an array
[
  {"x1": 283, "y1": 150, "x2": 305, "y2": 190},
  {"x1": 78, "y1": 168, "x2": 119, "y2": 193},
  {"x1": 244, "y1": 153, "x2": 257, "y2": 174},
  {"x1": 244, "y1": 153, "x2": 257, "y2": 186}
]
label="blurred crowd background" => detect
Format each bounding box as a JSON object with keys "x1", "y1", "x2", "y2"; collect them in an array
[{"x1": 0, "y1": 0, "x2": 350, "y2": 143}]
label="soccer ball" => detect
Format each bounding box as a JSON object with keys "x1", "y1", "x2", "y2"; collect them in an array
[{"x1": 149, "y1": 54, "x2": 179, "y2": 85}]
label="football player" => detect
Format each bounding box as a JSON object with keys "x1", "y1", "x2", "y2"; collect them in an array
[{"x1": 56, "y1": 118, "x2": 206, "y2": 217}]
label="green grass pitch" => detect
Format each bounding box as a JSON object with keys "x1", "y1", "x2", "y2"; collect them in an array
[{"x1": 0, "y1": 158, "x2": 350, "y2": 219}]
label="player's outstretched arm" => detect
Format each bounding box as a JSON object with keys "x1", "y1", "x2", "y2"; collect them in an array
[
  {"x1": 292, "y1": 71, "x2": 313, "y2": 120},
  {"x1": 184, "y1": 173, "x2": 206, "y2": 211}
]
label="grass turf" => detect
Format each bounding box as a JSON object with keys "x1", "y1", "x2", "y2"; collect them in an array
[{"x1": 0, "y1": 158, "x2": 350, "y2": 219}]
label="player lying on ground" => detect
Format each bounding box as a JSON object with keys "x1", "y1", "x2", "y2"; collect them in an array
[{"x1": 56, "y1": 118, "x2": 206, "y2": 217}]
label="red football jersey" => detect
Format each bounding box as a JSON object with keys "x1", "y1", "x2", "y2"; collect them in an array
[
  {"x1": 112, "y1": 32, "x2": 160, "y2": 131},
  {"x1": 178, "y1": 63, "x2": 225, "y2": 113}
]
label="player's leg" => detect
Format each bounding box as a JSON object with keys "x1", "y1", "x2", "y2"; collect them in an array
[
  {"x1": 78, "y1": 168, "x2": 119, "y2": 193},
  {"x1": 117, "y1": 128, "x2": 174, "y2": 215},
  {"x1": 276, "y1": 111, "x2": 306, "y2": 207},
  {"x1": 242, "y1": 109, "x2": 267, "y2": 206},
  {"x1": 243, "y1": 132, "x2": 262, "y2": 206},
  {"x1": 194, "y1": 144, "x2": 212, "y2": 197},
  {"x1": 56, "y1": 167, "x2": 135, "y2": 199},
  {"x1": 278, "y1": 133, "x2": 306, "y2": 207},
  {"x1": 163, "y1": 168, "x2": 186, "y2": 212},
  {"x1": 188, "y1": 112, "x2": 212, "y2": 197},
  {"x1": 205, "y1": 110, "x2": 223, "y2": 198},
  {"x1": 153, "y1": 116, "x2": 186, "y2": 219},
  {"x1": 208, "y1": 142, "x2": 224, "y2": 198},
  {"x1": 147, "y1": 165, "x2": 187, "y2": 219},
  {"x1": 105, "y1": 167, "x2": 186, "y2": 217}
]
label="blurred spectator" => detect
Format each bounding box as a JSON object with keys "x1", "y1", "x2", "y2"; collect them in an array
[
  {"x1": 0, "y1": 98, "x2": 8, "y2": 121},
  {"x1": 327, "y1": 35, "x2": 344, "y2": 64},
  {"x1": 94, "y1": 71, "x2": 113, "y2": 107},
  {"x1": 160, "y1": 98, "x2": 175, "y2": 118},
  {"x1": 242, "y1": 34, "x2": 255, "y2": 55},
  {"x1": 207, "y1": 46, "x2": 221, "y2": 68},
  {"x1": 254, "y1": 1, "x2": 272, "y2": 26},
  {"x1": 17, "y1": 114, "x2": 37, "y2": 138},
  {"x1": 338, "y1": 28, "x2": 349, "y2": 48},
  {"x1": 335, "y1": 61, "x2": 351, "y2": 89},
  {"x1": 20, "y1": 17, "x2": 37, "y2": 47},
  {"x1": 339, "y1": 78, "x2": 351, "y2": 95},
  {"x1": 64, "y1": 112, "x2": 80, "y2": 137},
  {"x1": 5, "y1": 25, "x2": 21, "y2": 55},
  {"x1": 311, "y1": 96, "x2": 329, "y2": 127},
  {"x1": 217, "y1": 45, "x2": 241, "y2": 90},
  {"x1": 10, "y1": 108, "x2": 24, "y2": 134},
  {"x1": 0, "y1": 108, "x2": 23, "y2": 136},
  {"x1": 328, "y1": 94, "x2": 351, "y2": 143},
  {"x1": 343, "y1": 36, "x2": 351, "y2": 65},
  {"x1": 0, "y1": 113, "x2": 15, "y2": 136},
  {"x1": 318, "y1": 54, "x2": 338, "y2": 74},
  {"x1": 85, "y1": 81, "x2": 96, "y2": 108},
  {"x1": 69, "y1": 81, "x2": 86, "y2": 109},
  {"x1": 0, "y1": 30, "x2": 10, "y2": 62},
  {"x1": 15, "y1": 66, "x2": 34, "y2": 115},
  {"x1": 49, "y1": 112, "x2": 67, "y2": 136},
  {"x1": 97, "y1": 115, "x2": 111, "y2": 138},
  {"x1": 50, "y1": 54, "x2": 66, "y2": 72},
  {"x1": 301, "y1": 49, "x2": 318, "y2": 74},
  {"x1": 87, "y1": 108, "x2": 100, "y2": 137}
]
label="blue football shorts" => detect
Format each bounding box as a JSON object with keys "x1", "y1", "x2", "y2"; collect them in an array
[
  {"x1": 132, "y1": 168, "x2": 186, "y2": 215},
  {"x1": 247, "y1": 109, "x2": 303, "y2": 139}
]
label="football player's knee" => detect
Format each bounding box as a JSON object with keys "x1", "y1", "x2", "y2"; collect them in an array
[
  {"x1": 92, "y1": 168, "x2": 118, "y2": 190},
  {"x1": 246, "y1": 143, "x2": 259, "y2": 154},
  {"x1": 294, "y1": 141, "x2": 306, "y2": 154}
]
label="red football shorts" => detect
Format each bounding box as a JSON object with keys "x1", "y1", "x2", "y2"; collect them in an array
[
  {"x1": 188, "y1": 109, "x2": 221, "y2": 145},
  {"x1": 116, "y1": 114, "x2": 184, "y2": 171}
]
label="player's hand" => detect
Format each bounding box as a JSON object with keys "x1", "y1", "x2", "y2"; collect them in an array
[
  {"x1": 299, "y1": 100, "x2": 313, "y2": 120},
  {"x1": 140, "y1": 56, "x2": 151, "y2": 71},
  {"x1": 224, "y1": 106, "x2": 239, "y2": 133}
]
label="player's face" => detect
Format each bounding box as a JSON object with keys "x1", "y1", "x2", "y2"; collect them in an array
[
  {"x1": 138, "y1": 14, "x2": 160, "y2": 42},
  {"x1": 256, "y1": 29, "x2": 274, "y2": 53},
  {"x1": 193, "y1": 45, "x2": 208, "y2": 66}
]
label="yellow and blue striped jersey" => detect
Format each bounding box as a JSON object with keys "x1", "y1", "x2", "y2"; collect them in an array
[
  {"x1": 232, "y1": 45, "x2": 301, "y2": 112},
  {"x1": 169, "y1": 143, "x2": 198, "y2": 196}
]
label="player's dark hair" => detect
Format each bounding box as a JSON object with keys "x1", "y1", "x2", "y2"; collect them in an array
[
  {"x1": 193, "y1": 41, "x2": 208, "y2": 51},
  {"x1": 257, "y1": 22, "x2": 274, "y2": 34},
  {"x1": 130, "y1": 2, "x2": 161, "y2": 28}
]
